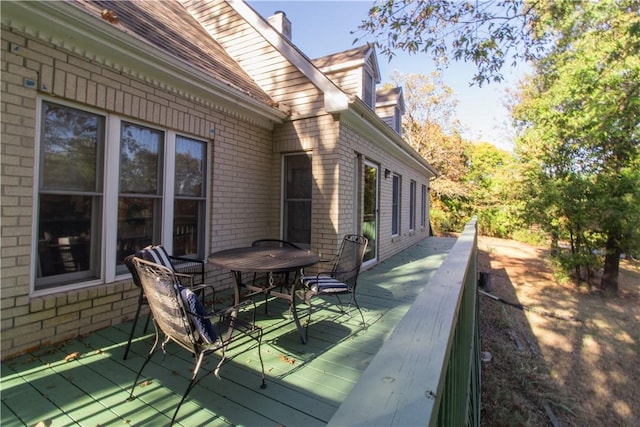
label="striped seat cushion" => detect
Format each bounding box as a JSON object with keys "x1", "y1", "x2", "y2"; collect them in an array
[{"x1": 302, "y1": 275, "x2": 349, "y2": 293}]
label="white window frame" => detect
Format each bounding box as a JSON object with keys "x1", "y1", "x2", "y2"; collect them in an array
[
  {"x1": 31, "y1": 97, "x2": 209, "y2": 295},
  {"x1": 421, "y1": 184, "x2": 427, "y2": 229},
  {"x1": 409, "y1": 180, "x2": 416, "y2": 231},
  {"x1": 392, "y1": 173, "x2": 401, "y2": 236}
]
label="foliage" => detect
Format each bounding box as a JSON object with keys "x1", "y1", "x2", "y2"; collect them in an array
[
  {"x1": 513, "y1": 0, "x2": 640, "y2": 292},
  {"x1": 465, "y1": 142, "x2": 524, "y2": 238},
  {"x1": 356, "y1": 0, "x2": 560, "y2": 85},
  {"x1": 393, "y1": 72, "x2": 473, "y2": 232}
]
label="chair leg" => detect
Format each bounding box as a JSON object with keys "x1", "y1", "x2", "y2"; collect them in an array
[
  {"x1": 351, "y1": 296, "x2": 366, "y2": 328},
  {"x1": 128, "y1": 330, "x2": 159, "y2": 399},
  {"x1": 171, "y1": 353, "x2": 206, "y2": 425},
  {"x1": 142, "y1": 310, "x2": 152, "y2": 333},
  {"x1": 123, "y1": 289, "x2": 145, "y2": 360}
]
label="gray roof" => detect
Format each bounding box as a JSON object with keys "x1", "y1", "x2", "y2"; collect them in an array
[{"x1": 71, "y1": 0, "x2": 276, "y2": 107}]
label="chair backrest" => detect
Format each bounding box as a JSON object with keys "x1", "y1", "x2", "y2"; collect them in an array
[
  {"x1": 132, "y1": 257, "x2": 197, "y2": 352},
  {"x1": 332, "y1": 234, "x2": 368, "y2": 285},
  {"x1": 251, "y1": 239, "x2": 301, "y2": 249},
  {"x1": 139, "y1": 245, "x2": 174, "y2": 271},
  {"x1": 124, "y1": 254, "x2": 143, "y2": 289}
]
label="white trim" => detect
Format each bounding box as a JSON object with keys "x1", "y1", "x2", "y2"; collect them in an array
[
  {"x1": 362, "y1": 159, "x2": 379, "y2": 268},
  {"x1": 163, "y1": 131, "x2": 177, "y2": 250},
  {"x1": 230, "y1": 0, "x2": 350, "y2": 112},
  {"x1": 2, "y1": 1, "x2": 287, "y2": 128},
  {"x1": 29, "y1": 98, "x2": 43, "y2": 295},
  {"x1": 104, "y1": 116, "x2": 121, "y2": 284},
  {"x1": 30, "y1": 100, "x2": 211, "y2": 295},
  {"x1": 342, "y1": 103, "x2": 438, "y2": 178}
]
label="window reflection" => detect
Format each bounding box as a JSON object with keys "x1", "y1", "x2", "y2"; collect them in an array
[
  {"x1": 38, "y1": 195, "x2": 94, "y2": 277},
  {"x1": 36, "y1": 102, "x2": 103, "y2": 288},
  {"x1": 173, "y1": 136, "x2": 206, "y2": 257},
  {"x1": 117, "y1": 123, "x2": 163, "y2": 267},
  {"x1": 284, "y1": 154, "x2": 312, "y2": 247}
]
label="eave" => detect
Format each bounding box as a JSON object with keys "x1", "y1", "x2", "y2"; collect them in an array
[
  {"x1": 229, "y1": 0, "x2": 350, "y2": 113},
  {"x1": 344, "y1": 98, "x2": 439, "y2": 178},
  {"x1": 2, "y1": 0, "x2": 289, "y2": 128}
]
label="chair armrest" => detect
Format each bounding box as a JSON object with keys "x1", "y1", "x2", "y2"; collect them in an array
[{"x1": 170, "y1": 256, "x2": 205, "y2": 284}]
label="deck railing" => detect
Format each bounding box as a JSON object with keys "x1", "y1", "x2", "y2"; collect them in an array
[{"x1": 328, "y1": 218, "x2": 480, "y2": 426}]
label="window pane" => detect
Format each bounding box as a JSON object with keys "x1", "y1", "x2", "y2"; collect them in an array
[
  {"x1": 286, "y1": 155, "x2": 312, "y2": 199},
  {"x1": 37, "y1": 195, "x2": 95, "y2": 278},
  {"x1": 392, "y1": 175, "x2": 400, "y2": 235},
  {"x1": 120, "y1": 123, "x2": 162, "y2": 194},
  {"x1": 284, "y1": 154, "x2": 312, "y2": 246},
  {"x1": 41, "y1": 102, "x2": 101, "y2": 191},
  {"x1": 117, "y1": 197, "x2": 157, "y2": 263},
  {"x1": 173, "y1": 200, "x2": 200, "y2": 256},
  {"x1": 175, "y1": 136, "x2": 205, "y2": 197},
  {"x1": 410, "y1": 181, "x2": 416, "y2": 230},
  {"x1": 420, "y1": 185, "x2": 427, "y2": 227},
  {"x1": 285, "y1": 200, "x2": 311, "y2": 245}
]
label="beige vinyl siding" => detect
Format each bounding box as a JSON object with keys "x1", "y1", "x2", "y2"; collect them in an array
[
  {"x1": 376, "y1": 104, "x2": 396, "y2": 129},
  {"x1": 181, "y1": 0, "x2": 326, "y2": 116},
  {"x1": 323, "y1": 68, "x2": 362, "y2": 99}
]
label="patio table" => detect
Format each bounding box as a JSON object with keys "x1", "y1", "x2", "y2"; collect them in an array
[{"x1": 208, "y1": 246, "x2": 320, "y2": 343}]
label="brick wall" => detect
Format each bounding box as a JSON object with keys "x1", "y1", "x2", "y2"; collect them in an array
[
  {"x1": 339, "y1": 119, "x2": 431, "y2": 263},
  {"x1": 0, "y1": 26, "x2": 276, "y2": 359}
]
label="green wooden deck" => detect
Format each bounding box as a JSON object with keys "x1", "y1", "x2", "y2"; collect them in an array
[{"x1": 1, "y1": 238, "x2": 454, "y2": 426}]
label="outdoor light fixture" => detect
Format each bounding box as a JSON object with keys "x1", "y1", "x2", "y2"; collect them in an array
[{"x1": 384, "y1": 168, "x2": 391, "y2": 178}]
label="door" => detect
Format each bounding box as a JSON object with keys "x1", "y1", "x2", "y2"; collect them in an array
[{"x1": 363, "y1": 162, "x2": 378, "y2": 264}]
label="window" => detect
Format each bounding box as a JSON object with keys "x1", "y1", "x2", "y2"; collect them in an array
[
  {"x1": 392, "y1": 174, "x2": 400, "y2": 236},
  {"x1": 35, "y1": 101, "x2": 208, "y2": 291},
  {"x1": 173, "y1": 136, "x2": 206, "y2": 256},
  {"x1": 36, "y1": 102, "x2": 104, "y2": 289},
  {"x1": 363, "y1": 71, "x2": 375, "y2": 109},
  {"x1": 283, "y1": 153, "x2": 312, "y2": 248},
  {"x1": 409, "y1": 180, "x2": 416, "y2": 231},
  {"x1": 394, "y1": 106, "x2": 402, "y2": 133},
  {"x1": 117, "y1": 123, "x2": 163, "y2": 271},
  {"x1": 421, "y1": 184, "x2": 427, "y2": 228}
]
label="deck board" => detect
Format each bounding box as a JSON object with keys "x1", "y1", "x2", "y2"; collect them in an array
[{"x1": 1, "y1": 237, "x2": 454, "y2": 426}]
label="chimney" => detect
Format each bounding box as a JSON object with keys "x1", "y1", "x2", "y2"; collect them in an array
[{"x1": 268, "y1": 11, "x2": 291, "y2": 40}]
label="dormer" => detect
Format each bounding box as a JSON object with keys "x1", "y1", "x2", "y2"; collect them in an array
[
  {"x1": 312, "y1": 44, "x2": 381, "y2": 110},
  {"x1": 376, "y1": 87, "x2": 405, "y2": 134}
]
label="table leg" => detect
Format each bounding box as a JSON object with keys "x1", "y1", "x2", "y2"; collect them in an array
[
  {"x1": 290, "y1": 270, "x2": 308, "y2": 344},
  {"x1": 231, "y1": 270, "x2": 242, "y2": 305}
]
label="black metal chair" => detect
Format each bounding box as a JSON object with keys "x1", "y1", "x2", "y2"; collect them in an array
[
  {"x1": 128, "y1": 257, "x2": 266, "y2": 425},
  {"x1": 122, "y1": 255, "x2": 151, "y2": 360},
  {"x1": 296, "y1": 234, "x2": 368, "y2": 342},
  {"x1": 139, "y1": 244, "x2": 205, "y2": 287},
  {"x1": 122, "y1": 246, "x2": 207, "y2": 360}
]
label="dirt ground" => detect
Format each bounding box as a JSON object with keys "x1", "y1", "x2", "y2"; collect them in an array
[{"x1": 477, "y1": 236, "x2": 640, "y2": 427}]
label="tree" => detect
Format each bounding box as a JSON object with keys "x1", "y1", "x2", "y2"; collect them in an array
[
  {"x1": 465, "y1": 142, "x2": 522, "y2": 238},
  {"x1": 513, "y1": 0, "x2": 640, "y2": 293},
  {"x1": 356, "y1": 0, "x2": 559, "y2": 85},
  {"x1": 392, "y1": 72, "x2": 472, "y2": 232}
]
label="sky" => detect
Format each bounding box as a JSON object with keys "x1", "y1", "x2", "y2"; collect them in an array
[{"x1": 248, "y1": 0, "x2": 528, "y2": 151}]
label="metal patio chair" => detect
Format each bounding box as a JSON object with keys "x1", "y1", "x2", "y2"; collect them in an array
[
  {"x1": 122, "y1": 247, "x2": 209, "y2": 360},
  {"x1": 296, "y1": 234, "x2": 368, "y2": 342},
  {"x1": 139, "y1": 244, "x2": 205, "y2": 287},
  {"x1": 122, "y1": 254, "x2": 152, "y2": 360},
  {"x1": 128, "y1": 257, "x2": 266, "y2": 425}
]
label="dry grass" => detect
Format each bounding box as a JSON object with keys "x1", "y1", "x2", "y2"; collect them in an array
[{"x1": 478, "y1": 236, "x2": 640, "y2": 427}]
